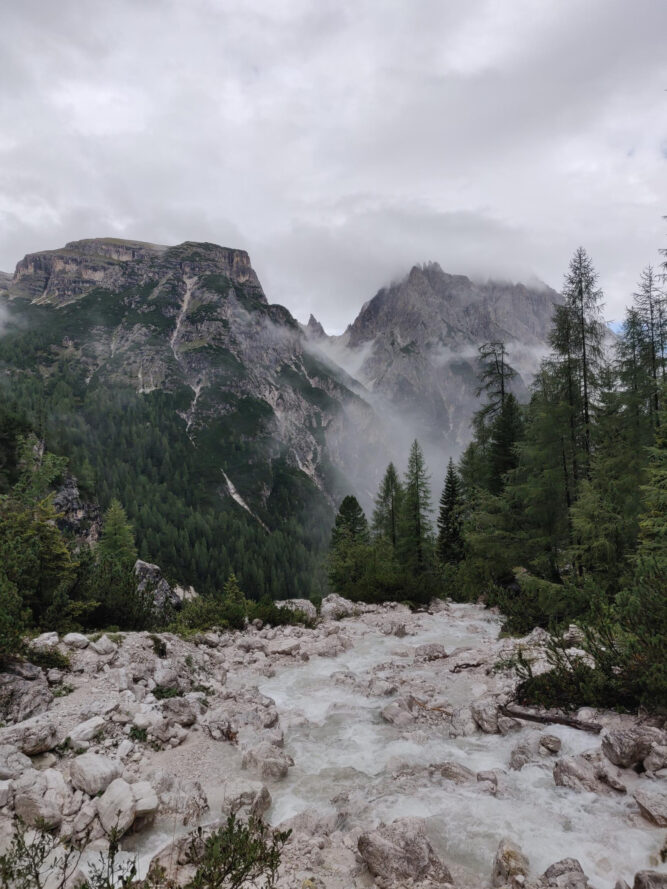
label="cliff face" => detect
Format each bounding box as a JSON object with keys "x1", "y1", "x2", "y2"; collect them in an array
[
  {"x1": 323, "y1": 263, "x2": 560, "y2": 453},
  {"x1": 1, "y1": 238, "x2": 385, "y2": 513}
]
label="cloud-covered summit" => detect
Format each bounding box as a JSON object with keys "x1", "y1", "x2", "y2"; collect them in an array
[{"x1": 1, "y1": 0, "x2": 665, "y2": 331}]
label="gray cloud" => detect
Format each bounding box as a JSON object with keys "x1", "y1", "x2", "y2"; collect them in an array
[{"x1": 1, "y1": 0, "x2": 665, "y2": 332}]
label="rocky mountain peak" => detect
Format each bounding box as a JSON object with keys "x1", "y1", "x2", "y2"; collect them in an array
[
  {"x1": 8, "y1": 238, "x2": 265, "y2": 306},
  {"x1": 305, "y1": 314, "x2": 326, "y2": 340}
]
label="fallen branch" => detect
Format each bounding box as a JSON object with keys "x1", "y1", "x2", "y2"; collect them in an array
[{"x1": 500, "y1": 703, "x2": 602, "y2": 734}]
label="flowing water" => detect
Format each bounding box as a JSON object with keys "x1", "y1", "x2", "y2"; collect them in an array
[{"x1": 256, "y1": 604, "x2": 665, "y2": 887}]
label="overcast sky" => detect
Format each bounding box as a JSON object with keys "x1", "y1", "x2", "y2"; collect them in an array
[{"x1": 1, "y1": 0, "x2": 665, "y2": 332}]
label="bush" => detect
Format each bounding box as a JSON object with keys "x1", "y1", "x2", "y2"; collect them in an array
[
  {"x1": 26, "y1": 645, "x2": 71, "y2": 671},
  {"x1": 168, "y1": 595, "x2": 246, "y2": 634},
  {"x1": 153, "y1": 685, "x2": 182, "y2": 700}
]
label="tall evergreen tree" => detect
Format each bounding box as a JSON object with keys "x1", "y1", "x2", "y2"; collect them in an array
[
  {"x1": 97, "y1": 499, "x2": 137, "y2": 567},
  {"x1": 328, "y1": 495, "x2": 370, "y2": 597},
  {"x1": 399, "y1": 440, "x2": 432, "y2": 575},
  {"x1": 372, "y1": 463, "x2": 403, "y2": 549},
  {"x1": 632, "y1": 266, "x2": 665, "y2": 426},
  {"x1": 437, "y1": 459, "x2": 464, "y2": 566},
  {"x1": 488, "y1": 393, "x2": 524, "y2": 494},
  {"x1": 474, "y1": 341, "x2": 517, "y2": 427},
  {"x1": 561, "y1": 247, "x2": 604, "y2": 464}
]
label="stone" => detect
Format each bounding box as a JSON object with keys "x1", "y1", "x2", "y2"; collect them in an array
[
  {"x1": 91, "y1": 635, "x2": 118, "y2": 656},
  {"x1": 63, "y1": 633, "x2": 89, "y2": 649},
  {"x1": 540, "y1": 734, "x2": 562, "y2": 755},
  {"x1": 135, "y1": 559, "x2": 184, "y2": 614},
  {"x1": 241, "y1": 742, "x2": 293, "y2": 780},
  {"x1": 219, "y1": 779, "x2": 271, "y2": 819},
  {"x1": 30, "y1": 632, "x2": 59, "y2": 649},
  {"x1": 414, "y1": 643, "x2": 448, "y2": 660},
  {"x1": 633, "y1": 789, "x2": 667, "y2": 827},
  {"x1": 0, "y1": 671, "x2": 53, "y2": 724},
  {"x1": 70, "y1": 752, "x2": 122, "y2": 796},
  {"x1": 68, "y1": 716, "x2": 106, "y2": 744},
  {"x1": 432, "y1": 761, "x2": 476, "y2": 784},
  {"x1": 471, "y1": 698, "x2": 500, "y2": 733},
  {"x1": 268, "y1": 640, "x2": 301, "y2": 657},
  {"x1": 492, "y1": 837, "x2": 530, "y2": 887},
  {"x1": 0, "y1": 715, "x2": 57, "y2": 755},
  {"x1": 601, "y1": 726, "x2": 665, "y2": 769},
  {"x1": 275, "y1": 599, "x2": 317, "y2": 623},
  {"x1": 644, "y1": 745, "x2": 667, "y2": 773},
  {"x1": 320, "y1": 594, "x2": 357, "y2": 621},
  {"x1": 14, "y1": 768, "x2": 69, "y2": 829},
  {"x1": 633, "y1": 873, "x2": 667, "y2": 889},
  {"x1": 540, "y1": 858, "x2": 591, "y2": 889},
  {"x1": 0, "y1": 744, "x2": 32, "y2": 779},
  {"x1": 357, "y1": 817, "x2": 452, "y2": 884},
  {"x1": 131, "y1": 781, "x2": 159, "y2": 820},
  {"x1": 553, "y1": 752, "x2": 626, "y2": 795},
  {"x1": 97, "y1": 778, "x2": 136, "y2": 835},
  {"x1": 0, "y1": 780, "x2": 14, "y2": 807},
  {"x1": 161, "y1": 697, "x2": 199, "y2": 726}
]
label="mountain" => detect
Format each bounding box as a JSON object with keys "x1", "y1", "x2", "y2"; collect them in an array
[
  {"x1": 309, "y1": 262, "x2": 560, "y2": 463},
  {"x1": 0, "y1": 238, "x2": 384, "y2": 597}
]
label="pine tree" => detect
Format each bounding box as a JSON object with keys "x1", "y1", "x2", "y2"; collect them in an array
[
  {"x1": 474, "y1": 341, "x2": 517, "y2": 426},
  {"x1": 561, "y1": 247, "x2": 604, "y2": 463},
  {"x1": 399, "y1": 440, "x2": 432, "y2": 575},
  {"x1": 437, "y1": 459, "x2": 464, "y2": 566},
  {"x1": 97, "y1": 499, "x2": 137, "y2": 567},
  {"x1": 488, "y1": 393, "x2": 524, "y2": 494},
  {"x1": 223, "y1": 572, "x2": 245, "y2": 606},
  {"x1": 632, "y1": 266, "x2": 665, "y2": 427},
  {"x1": 331, "y1": 495, "x2": 369, "y2": 546},
  {"x1": 371, "y1": 463, "x2": 403, "y2": 549}
]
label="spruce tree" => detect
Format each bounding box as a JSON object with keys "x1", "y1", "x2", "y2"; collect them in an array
[
  {"x1": 399, "y1": 440, "x2": 432, "y2": 575},
  {"x1": 488, "y1": 393, "x2": 524, "y2": 494},
  {"x1": 437, "y1": 459, "x2": 464, "y2": 566},
  {"x1": 372, "y1": 463, "x2": 403, "y2": 549},
  {"x1": 328, "y1": 495, "x2": 370, "y2": 597},
  {"x1": 223, "y1": 572, "x2": 245, "y2": 606},
  {"x1": 97, "y1": 499, "x2": 137, "y2": 567},
  {"x1": 331, "y1": 495, "x2": 369, "y2": 546},
  {"x1": 474, "y1": 341, "x2": 517, "y2": 426}
]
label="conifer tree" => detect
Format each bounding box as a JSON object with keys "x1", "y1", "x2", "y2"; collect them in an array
[
  {"x1": 97, "y1": 499, "x2": 137, "y2": 567},
  {"x1": 399, "y1": 440, "x2": 432, "y2": 574},
  {"x1": 474, "y1": 341, "x2": 517, "y2": 426},
  {"x1": 437, "y1": 459, "x2": 464, "y2": 566},
  {"x1": 223, "y1": 572, "x2": 245, "y2": 606},
  {"x1": 328, "y1": 495, "x2": 370, "y2": 597},
  {"x1": 372, "y1": 463, "x2": 403, "y2": 549},
  {"x1": 331, "y1": 495, "x2": 369, "y2": 546},
  {"x1": 561, "y1": 247, "x2": 604, "y2": 463},
  {"x1": 488, "y1": 393, "x2": 524, "y2": 494}
]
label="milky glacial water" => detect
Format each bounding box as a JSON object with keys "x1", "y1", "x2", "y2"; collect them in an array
[{"x1": 258, "y1": 605, "x2": 666, "y2": 888}]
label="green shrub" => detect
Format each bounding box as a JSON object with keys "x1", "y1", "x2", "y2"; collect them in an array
[
  {"x1": 27, "y1": 645, "x2": 71, "y2": 671},
  {"x1": 0, "y1": 574, "x2": 26, "y2": 662},
  {"x1": 152, "y1": 685, "x2": 181, "y2": 700},
  {"x1": 248, "y1": 597, "x2": 313, "y2": 628},
  {"x1": 168, "y1": 595, "x2": 245, "y2": 634}
]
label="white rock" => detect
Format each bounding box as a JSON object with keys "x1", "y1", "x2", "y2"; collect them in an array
[
  {"x1": 91, "y1": 635, "x2": 118, "y2": 656},
  {"x1": 0, "y1": 715, "x2": 57, "y2": 755},
  {"x1": 357, "y1": 817, "x2": 452, "y2": 884},
  {"x1": 241, "y1": 742, "x2": 293, "y2": 780},
  {"x1": 131, "y1": 781, "x2": 159, "y2": 819},
  {"x1": 30, "y1": 632, "x2": 59, "y2": 649},
  {"x1": 274, "y1": 599, "x2": 317, "y2": 623},
  {"x1": 320, "y1": 594, "x2": 358, "y2": 621},
  {"x1": 70, "y1": 753, "x2": 122, "y2": 796},
  {"x1": 0, "y1": 779, "x2": 14, "y2": 807},
  {"x1": 0, "y1": 744, "x2": 32, "y2": 779},
  {"x1": 68, "y1": 716, "x2": 106, "y2": 744},
  {"x1": 97, "y1": 778, "x2": 136, "y2": 835},
  {"x1": 63, "y1": 633, "x2": 90, "y2": 649}
]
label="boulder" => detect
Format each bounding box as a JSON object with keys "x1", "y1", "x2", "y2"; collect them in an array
[
  {"x1": 381, "y1": 696, "x2": 417, "y2": 728},
  {"x1": 135, "y1": 560, "x2": 184, "y2": 614},
  {"x1": 414, "y1": 643, "x2": 448, "y2": 661},
  {"x1": 633, "y1": 789, "x2": 667, "y2": 827},
  {"x1": 68, "y1": 716, "x2": 106, "y2": 745},
  {"x1": 492, "y1": 837, "x2": 530, "y2": 887},
  {"x1": 0, "y1": 779, "x2": 13, "y2": 807},
  {"x1": 275, "y1": 599, "x2": 317, "y2": 623},
  {"x1": 553, "y1": 752, "x2": 626, "y2": 795},
  {"x1": 0, "y1": 671, "x2": 53, "y2": 724},
  {"x1": 219, "y1": 779, "x2": 271, "y2": 819},
  {"x1": 540, "y1": 734, "x2": 562, "y2": 755},
  {"x1": 471, "y1": 698, "x2": 500, "y2": 734},
  {"x1": 320, "y1": 594, "x2": 357, "y2": 621},
  {"x1": 539, "y1": 858, "x2": 591, "y2": 889},
  {"x1": 90, "y1": 635, "x2": 118, "y2": 656},
  {"x1": 70, "y1": 753, "x2": 122, "y2": 796},
  {"x1": 131, "y1": 781, "x2": 159, "y2": 822},
  {"x1": 644, "y1": 745, "x2": 667, "y2": 774},
  {"x1": 97, "y1": 778, "x2": 136, "y2": 835},
  {"x1": 0, "y1": 715, "x2": 57, "y2": 755},
  {"x1": 267, "y1": 640, "x2": 301, "y2": 657},
  {"x1": 633, "y1": 873, "x2": 667, "y2": 889},
  {"x1": 601, "y1": 726, "x2": 666, "y2": 769},
  {"x1": 241, "y1": 742, "x2": 293, "y2": 780},
  {"x1": 432, "y1": 761, "x2": 476, "y2": 784},
  {"x1": 29, "y1": 632, "x2": 59, "y2": 649},
  {"x1": 13, "y1": 768, "x2": 69, "y2": 829},
  {"x1": 161, "y1": 697, "x2": 200, "y2": 727},
  {"x1": 357, "y1": 817, "x2": 452, "y2": 885},
  {"x1": 63, "y1": 633, "x2": 89, "y2": 649},
  {"x1": 0, "y1": 744, "x2": 32, "y2": 780}
]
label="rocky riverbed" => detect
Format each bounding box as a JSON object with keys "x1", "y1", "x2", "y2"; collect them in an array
[{"x1": 0, "y1": 596, "x2": 665, "y2": 889}]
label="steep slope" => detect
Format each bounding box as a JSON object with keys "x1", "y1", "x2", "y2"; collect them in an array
[
  {"x1": 0, "y1": 239, "x2": 384, "y2": 596},
  {"x1": 312, "y1": 263, "x2": 560, "y2": 461}
]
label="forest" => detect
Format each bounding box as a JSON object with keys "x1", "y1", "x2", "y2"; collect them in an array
[{"x1": 328, "y1": 248, "x2": 666, "y2": 713}]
